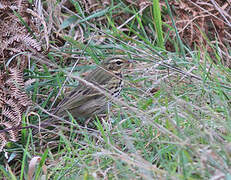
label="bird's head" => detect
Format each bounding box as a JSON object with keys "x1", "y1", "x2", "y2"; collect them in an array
[{"x1": 102, "y1": 57, "x2": 131, "y2": 72}]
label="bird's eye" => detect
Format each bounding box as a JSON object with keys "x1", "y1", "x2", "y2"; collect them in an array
[{"x1": 115, "y1": 60, "x2": 123, "y2": 65}]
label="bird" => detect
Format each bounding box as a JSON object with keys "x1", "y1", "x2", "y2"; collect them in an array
[
  {"x1": 54, "y1": 57, "x2": 130, "y2": 121},
  {"x1": 34, "y1": 57, "x2": 130, "y2": 133}
]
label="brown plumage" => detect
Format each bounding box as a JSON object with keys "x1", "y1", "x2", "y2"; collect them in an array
[
  {"x1": 54, "y1": 57, "x2": 129, "y2": 120},
  {"x1": 34, "y1": 57, "x2": 130, "y2": 133}
]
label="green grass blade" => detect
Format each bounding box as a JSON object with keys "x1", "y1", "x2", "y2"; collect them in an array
[
  {"x1": 153, "y1": 0, "x2": 165, "y2": 49},
  {"x1": 164, "y1": 0, "x2": 185, "y2": 58}
]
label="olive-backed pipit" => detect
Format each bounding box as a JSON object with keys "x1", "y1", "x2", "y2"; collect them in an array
[
  {"x1": 54, "y1": 57, "x2": 129, "y2": 120},
  {"x1": 34, "y1": 57, "x2": 130, "y2": 133}
]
